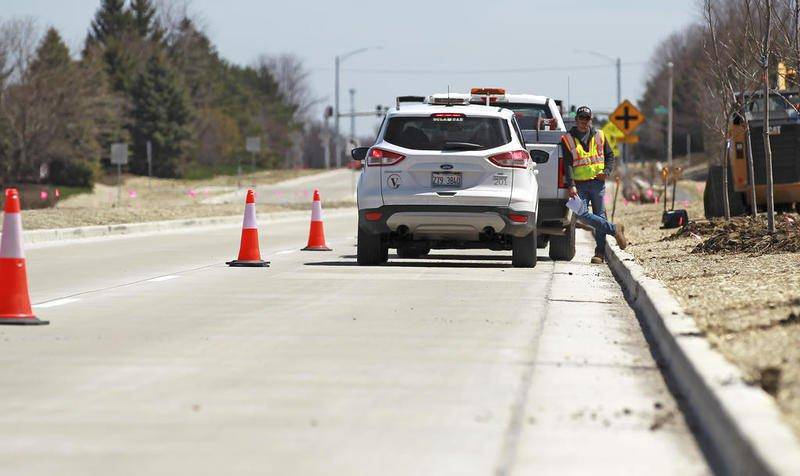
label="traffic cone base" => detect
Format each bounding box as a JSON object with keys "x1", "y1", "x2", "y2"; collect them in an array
[
  {"x1": 226, "y1": 259, "x2": 270, "y2": 267},
  {"x1": 302, "y1": 189, "x2": 332, "y2": 251}
]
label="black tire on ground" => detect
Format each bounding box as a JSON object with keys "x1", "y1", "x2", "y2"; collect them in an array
[
  {"x1": 512, "y1": 229, "x2": 538, "y2": 268},
  {"x1": 704, "y1": 165, "x2": 725, "y2": 219},
  {"x1": 549, "y1": 221, "x2": 576, "y2": 261},
  {"x1": 704, "y1": 164, "x2": 748, "y2": 218},
  {"x1": 357, "y1": 226, "x2": 387, "y2": 265}
]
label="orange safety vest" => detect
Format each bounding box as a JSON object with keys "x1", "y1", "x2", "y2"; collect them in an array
[{"x1": 562, "y1": 130, "x2": 606, "y2": 181}]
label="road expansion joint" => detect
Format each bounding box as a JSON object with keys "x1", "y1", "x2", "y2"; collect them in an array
[
  {"x1": 492, "y1": 267, "x2": 556, "y2": 475},
  {"x1": 547, "y1": 298, "x2": 617, "y2": 304}
]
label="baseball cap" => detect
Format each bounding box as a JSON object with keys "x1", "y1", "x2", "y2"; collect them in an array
[{"x1": 576, "y1": 106, "x2": 592, "y2": 119}]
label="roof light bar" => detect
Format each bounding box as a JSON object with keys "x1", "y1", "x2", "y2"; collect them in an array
[{"x1": 396, "y1": 95, "x2": 426, "y2": 108}]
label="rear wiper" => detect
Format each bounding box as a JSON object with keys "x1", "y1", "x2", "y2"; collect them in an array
[{"x1": 441, "y1": 142, "x2": 484, "y2": 151}]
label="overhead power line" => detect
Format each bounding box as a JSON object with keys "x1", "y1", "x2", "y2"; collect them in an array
[{"x1": 309, "y1": 62, "x2": 645, "y2": 75}]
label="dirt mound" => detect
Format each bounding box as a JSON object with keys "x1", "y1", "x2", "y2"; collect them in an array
[
  {"x1": 684, "y1": 214, "x2": 800, "y2": 255},
  {"x1": 663, "y1": 219, "x2": 721, "y2": 240}
]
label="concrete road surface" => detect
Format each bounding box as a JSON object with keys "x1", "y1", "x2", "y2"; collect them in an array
[
  {"x1": 0, "y1": 211, "x2": 709, "y2": 475},
  {"x1": 202, "y1": 169, "x2": 358, "y2": 205}
]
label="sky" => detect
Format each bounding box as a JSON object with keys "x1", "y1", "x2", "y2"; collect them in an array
[{"x1": 1, "y1": 0, "x2": 699, "y2": 138}]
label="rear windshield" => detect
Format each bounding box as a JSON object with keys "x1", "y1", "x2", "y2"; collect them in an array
[
  {"x1": 501, "y1": 103, "x2": 553, "y2": 130},
  {"x1": 384, "y1": 116, "x2": 511, "y2": 150}
]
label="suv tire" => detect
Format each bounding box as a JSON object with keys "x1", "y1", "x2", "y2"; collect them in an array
[
  {"x1": 549, "y1": 221, "x2": 576, "y2": 261},
  {"x1": 512, "y1": 228, "x2": 538, "y2": 268},
  {"x1": 358, "y1": 226, "x2": 387, "y2": 265}
]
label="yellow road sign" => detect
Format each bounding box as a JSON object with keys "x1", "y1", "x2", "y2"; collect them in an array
[
  {"x1": 601, "y1": 121, "x2": 624, "y2": 157},
  {"x1": 618, "y1": 134, "x2": 640, "y2": 144},
  {"x1": 610, "y1": 100, "x2": 645, "y2": 136}
]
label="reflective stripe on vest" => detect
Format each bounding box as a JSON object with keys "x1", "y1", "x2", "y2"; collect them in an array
[{"x1": 562, "y1": 131, "x2": 605, "y2": 181}]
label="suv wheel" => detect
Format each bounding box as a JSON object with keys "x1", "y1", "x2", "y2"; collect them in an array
[
  {"x1": 357, "y1": 226, "x2": 387, "y2": 265},
  {"x1": 549, "y1": 221, "x2": 576, "y2": 261},
  {"x1": 512, "y1": 228, "x2": 538, "y2": 268}
]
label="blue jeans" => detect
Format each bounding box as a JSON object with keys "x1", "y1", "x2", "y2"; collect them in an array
[{"x1": 575, "y1": 179, "x2": 616, "y2": 256}]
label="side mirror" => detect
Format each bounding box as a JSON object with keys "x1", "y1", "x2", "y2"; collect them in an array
[
  {"x1": 530, "y1": 149, "x2": 550, "y2": 164},
  {"x1": 351, "y1": 147, "x2": 369, "y2": 161}
]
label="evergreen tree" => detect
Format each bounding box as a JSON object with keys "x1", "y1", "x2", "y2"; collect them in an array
[
  {"x1": 129, "y1": 53, "x2": 192, "y2": 177},
  {"x1": 31, "y1": 28, "x2": 71, "y2": 74},
  {"x1": 87, "y1": 0, "x2": 132, "y2": 46},
  {"x1": 130, "y1": 0, "x2": 162, "y2": 42}
]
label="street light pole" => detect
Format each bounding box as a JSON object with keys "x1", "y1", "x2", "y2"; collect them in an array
[
  {"x1": 667, "y1": 61, "x2": 674, "y2": 167},
  {"x1": 334, "y1": 55, "x2": 340, "y2": 167},
  {"x1": 349, "y1": 88, "x2": 356, "y2": 143},
  {"x1": 334, "y1": 46, "x2": 381, "y2": 169},
  {"x1": 615, "y1": 57, "x2": 621, "y2": 106}
]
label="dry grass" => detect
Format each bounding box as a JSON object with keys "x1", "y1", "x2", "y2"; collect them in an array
[
  {"x1": 19, "y1": 169, "x2": 350, "y2": 230},
  {"x1": 614, "y1": 180, "x2": 800, "y2": 436}
]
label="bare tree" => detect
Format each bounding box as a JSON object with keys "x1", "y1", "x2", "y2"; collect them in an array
[
  {"x1": 255, "y1": 53, "x2": 321, "y2": 122},
  {"x1": 0, "y1": 17, "x2": 43, "y2": 181},
  {"x1": 0, "y1": 18, "x2": 116, "y2": 184},
  {"x1": 761, "y1": 0, "x2": 777, "y2": 233}
]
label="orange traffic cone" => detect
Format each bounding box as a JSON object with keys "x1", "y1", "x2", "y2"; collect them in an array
[
  {"x1": 302, "y1": 189, "x2": 332, "y2": 251},
  {"x1": 226, "y1": 189, "x2": 269, "y2": 267},
  {"x1": 0, "y1": 189, "x2": 47, "y2": 325}
]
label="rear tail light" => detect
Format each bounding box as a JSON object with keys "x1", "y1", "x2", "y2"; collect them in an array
[
  {"x1": 367, "y1": 148, "x2": 405, "y2": 166},
  {"x1": 365, "y1": 212, "x2": 383, "y2": 221},
  {"x1": 508, "y1": 213, "x2": 528, "y2": 223},
  {"x1": 488, "y1": 150, "x2": 529, "y2": 169},
  {"x1": 558, "y1": 156, "x2": 567, "y2": 189}
]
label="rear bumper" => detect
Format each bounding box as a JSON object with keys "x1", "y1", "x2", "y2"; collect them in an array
[{"x1": 359, "y1": 205, "x2": 536, "y2": 239}]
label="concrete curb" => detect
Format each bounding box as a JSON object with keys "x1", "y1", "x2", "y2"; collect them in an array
[
  {"x1": 605, "y1": 243, "x2": 800, "y2": 475},
  {"x1": 15, "y1": 208, "x2": 356, "y2": 245}
]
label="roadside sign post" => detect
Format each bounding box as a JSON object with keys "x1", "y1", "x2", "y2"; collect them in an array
[
  {"x1": 146, "y1": 140, "x2": 152, "y2": 189},
  {"x1": 110, "y1": 143, "x2": 128, "y2": 206},
  {"x1": 246, "y1": 137, "x2": 261, "y2": 186}
]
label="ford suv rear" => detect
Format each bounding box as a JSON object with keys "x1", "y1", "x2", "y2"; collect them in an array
[{"x1": 352, "y1": 95, "x2": 539, "y2": 267}]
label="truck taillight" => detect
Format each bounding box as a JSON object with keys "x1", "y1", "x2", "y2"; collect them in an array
[
  {"x1": 558, "y1": 156, "x2": 567, "y2": 189},
  {"x1": 367, "y1": 148, "x2": 405, "y2": 166},
  {"x1": 488, "y1": 150, "x2": 529, "y2": 169}
]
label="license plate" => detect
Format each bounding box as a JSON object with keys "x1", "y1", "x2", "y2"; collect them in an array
[{"x1": 431, "y1": 172, "x2": 462, "y2": 187}]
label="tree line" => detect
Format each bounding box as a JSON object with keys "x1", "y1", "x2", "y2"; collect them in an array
[{"x1": 0, "y1": 0, "x2": 313, "y2": 188}]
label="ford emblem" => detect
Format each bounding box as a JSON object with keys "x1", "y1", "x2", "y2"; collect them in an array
[{"x1": 440, "y1": 164, "x2": 454, "y2": 170}]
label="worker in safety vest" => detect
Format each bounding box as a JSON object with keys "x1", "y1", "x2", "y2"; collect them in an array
[{"x1": 561, "y1": 106, "x2": 628, "y2": 264}]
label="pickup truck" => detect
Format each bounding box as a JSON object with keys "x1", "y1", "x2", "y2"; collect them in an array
[{"x1": 469, "y1": 88, "x2": 575, "y2": 261}]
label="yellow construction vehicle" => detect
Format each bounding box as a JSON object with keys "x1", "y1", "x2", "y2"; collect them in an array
[{"x1": 705, "y1": 72, "x2": 800, "y2": 216}]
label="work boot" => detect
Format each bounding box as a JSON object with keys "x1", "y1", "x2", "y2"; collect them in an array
[
  {"x1": 590, "y1": 255, "x2": 604, "y2": 264},
  {"x1": 614, "y1": 224, "x2": 628, "y2": 250}
]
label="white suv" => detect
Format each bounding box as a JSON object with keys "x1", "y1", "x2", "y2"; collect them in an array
[{"x1": 351, "y1": 95, "x2": 539, "y2": 267}]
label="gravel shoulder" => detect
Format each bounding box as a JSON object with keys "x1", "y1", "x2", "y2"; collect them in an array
[
  {"x1": 613, "y1": 179, "x2": 800, "y2": 437},
  {"x1": 19, "y1": 169, "x2": 354, "y2": 230}
]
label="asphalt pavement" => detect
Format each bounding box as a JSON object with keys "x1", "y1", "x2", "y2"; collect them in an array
[{"x1": 0, "y1": 208, "x2": 709, "y2": 475}]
